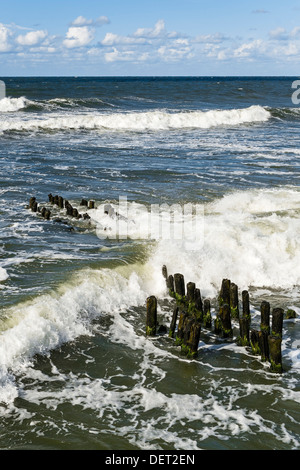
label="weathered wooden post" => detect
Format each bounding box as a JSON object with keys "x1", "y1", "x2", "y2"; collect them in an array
[
  {"x1": 72, "y1": 208, "x2": 79, "y2": 218},
  {"x1": 272, "y1": 308, "x2": 284, "y2": 338},
  {"x1": 250, "y1": 329, "x2": 260, "y2": 355},
  {"x1": 220, "y1": 303, "x2": 233, "y2": 338},
  {"x1": 44, "y1": 209, "x2": 51, "y2": 220},
  {"x1": 176, "y1": 311, "x2": 188, "y2": 345},
  {"x1": 58, "y1": 196, "x2": 64, "y2": 209},
  {"x1": 29, "y1": 197, "x2": 36, "y2": 209},
  {"x1": 187, "y1": 321, "x2": 201, "y2": 358},
  {"x1": 162, "y1": 265, "x2": 168, "y2": 280},
  {"x1": 48, "y1": 193, "x2": 54, "y2": 204},
  {"x1": 88, "y1": 200, "x2": 95, "y2": 209},
  {"x1": 80, "y1": 199, "x2": 88, "y2": 207},
  {"x1": 203, "y1": 299, "x2": 211, "y2": 328},
  {"x1": 32, "y1": 201, "x2": 38, "y2": 212},
  {"x1": 146, "y1": 296, "x2": 157, "y2": 336},
  {"x1": 238, "y1": 317, "x2": 250, "y2": 346},
  {"x1": 182, "y1": 319, "x2": 201, "y2": 358},
  {"x1": 186, "y1": 282, "x2": 196, "y2": 303},
  {"x1": 242, "y1": 290, "x2": 251, "y2": 324},
  {"x1": 219, "y1": 279, "x2": 231, "y2": 307},
  {"x1": 268, "y1": 336, "x2": 283, "y2": 373},
  {"x1": 259, "y1": 301, "x2": 270, "y2": 362},
  {"x1": 230, "y1": 282, "x2": 239, "y2": 319},
  {"x1": 166, "y1": 275, "x2": 175, "y2": 297},
  {"x1": 53, "y1": 195, "x2": 59, "y2": 205},
  {"x1": 169, "y1": 305, "x2": 179, "y2": 338},
  {"x1": 174, "y1": 273, "x2": 185, "y2": 301},
  {"x1": 194, "y1": 288, "x2": 203, "y2": 321}
]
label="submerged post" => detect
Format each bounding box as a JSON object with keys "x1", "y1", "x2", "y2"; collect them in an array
[
  {"x1": 272, "y1": 308, "x2": 284, "y2": 338},
  {"x1": 220, "y1": 303, "x2": 233, "y2": 338},
  {"x1": 146, "y1": 296, "x2": 157, "y2": 336}
]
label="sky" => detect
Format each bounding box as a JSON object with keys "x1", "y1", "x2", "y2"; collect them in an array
[{"x1": 0, "y1": 0, "x2": 300, "y2": 76}]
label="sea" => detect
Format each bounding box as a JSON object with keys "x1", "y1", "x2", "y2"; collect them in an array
[{"x1": 0, "y1": 76, "x2": 299, "y2": 451}]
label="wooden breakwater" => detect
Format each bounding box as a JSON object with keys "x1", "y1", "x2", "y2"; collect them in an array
[
  {"x1": 28, "y1": 194, "x2": 93, "y2": 225},
  {"x1": 146, "y1": 266, "x2": 297, "y2": 373}
]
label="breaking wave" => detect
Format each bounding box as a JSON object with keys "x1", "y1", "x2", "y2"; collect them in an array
[{"x1": 0, "y1": 105, "x2": 271, "y2": 133}]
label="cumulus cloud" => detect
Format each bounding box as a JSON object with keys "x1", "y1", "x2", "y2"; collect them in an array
[
  {"x1": 63, "y1": 26, "x2": 94, "y2": 48},
  {"x1": 16, "y1": 30, "x2": 47, "y2": 46},
  {"x1": 71, "y1": 15, "x2": 110, "y2": 27}
]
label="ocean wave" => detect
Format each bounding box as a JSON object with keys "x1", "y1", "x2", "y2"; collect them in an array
[
  {"x1": 0, "y1": 105, "x2": 271, "y2": 133},
  {"x1": 0, "y1": 97, "x2": 32, "y2": 112}
]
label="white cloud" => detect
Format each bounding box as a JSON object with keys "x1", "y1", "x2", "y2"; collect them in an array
[
  {"x1": 16, "y1": 30, "x2": 47, "y2": 46},
  {"x1": 0, "y1": 23, "x2": 12, "y2": 52},
  {"x1": 134, "y1": 19, "x2": 165, "y2": 38},
  {"x1": 233, "y1": 39, "x2": 264, "y2": 58},
  {"x1": 63, "y1": 26, "x2": 94, "y2": 48},
  {"x1": 269, "y1": 27, "x2": 288, "y2": 40},
  {"x1": 101, "y1": 32, "x2": 146, "y2": 46},
  {"x1": 71, "y1": 15, "x2": 110, "y2": 27}
]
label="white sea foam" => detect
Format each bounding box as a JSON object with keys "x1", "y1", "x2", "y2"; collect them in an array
[
  {"x1": 0, "y1": 267, "x2": 9, "y2": 282},
  {"x1": 0, "y1": 97, "x2": 31, "y2": 112},
  {"x1": 0, "y1": 105, "x2": 270, "y2": 132}
]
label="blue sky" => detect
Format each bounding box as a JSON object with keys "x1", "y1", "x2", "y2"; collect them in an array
[{"x1": 0, "y1": 0, "x2": 299, "y2": 75}]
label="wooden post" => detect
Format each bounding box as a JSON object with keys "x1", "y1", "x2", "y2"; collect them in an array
[
  {"x1": 166, "y1": 274, "x2": 175, "y2": 296},
  {"x1": 194, "y1": 288, "x2": 203, "y2": 320},
  {"x1": 242, "y1": 290, "x2": 251, "y2": 325},
  {"x1": 238, "y1": 316, "x2": 250, "y2": 346},
  {"x1": 58, "y1": 196, "x2": 64, "y2": 209},
  {"x1": 162, "y1": 265, "x2": 168, "y2": 280},
  {"x1": 220, "y1": 303, "x2": 232, "y2": 338},
  {"x1": 260, "y1": 301, "x2": 270, "y2": 361},
  {"x1": 174, "y1": 273, "x2": 185, "y2": 298},
  {"x1": 250, "y1": 329, "x2": 261, "y2": 355},
  {"x1": 186, "y1": 282, "x2": 196, "y2": 304},
  {"x1": 176, "y1": 311, "x2": 188, "y2": 345},
  {"x1": 146, "y1": 296, "x2": 157, "y2": 336},
  {"x1": 169, "y1": 305, "x2": 179, "y2": 338},
  {"x1": 29, "y1": 197, "x2": 36, "y2": 209},
  {"x1": 183, "y1": 320, "x2": 201, "y2": 358},
  {"x1": 80, "y1": 199, "x2": 88, "y2": 207},
  {"x1": 88, "y1": 200, "x2": 95, "y2": 209},
  {"x1": 230, "y1": 283, "x2": 239, "y2": 319},
  {"x1": 48, "y1": 193, "x2": 54, "y2": 203},
  {"x1": 219, "y1": 278, "x2": 231, "y2": 306},
  {"x1": 268, "y1": 335, "x2": 283, "y2": 373},
  {"x1": 272, "y1": 308, "x2": 284, "y2": 338},
  {"x1": 53, "y1": 195, "x2": 59, "y2": 205},
  {"x1": 203, "y1": 299, "x2": 211, "y2": 328}
]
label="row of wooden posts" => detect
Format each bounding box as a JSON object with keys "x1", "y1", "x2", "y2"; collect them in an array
[
  {"x1": 28, "y1": 194, "x2": 94, "y2": 221},
  {"x1": 146, "y1": 266, "x2": 296, "y2": 373}
]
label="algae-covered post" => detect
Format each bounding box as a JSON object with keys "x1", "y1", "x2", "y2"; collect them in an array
[
  {"x1": 238, "y1": 316, "x2": 250, "y2": 346},
  {"x1": 203, "y1": 298, "x2": 211, "y2": 328},
  {"x1": 166, "y1": 275, "x2": 175, "y2": 296},
  {"x1": 176, "y1": 311, "x2": 188, "y2": 345},
  {"x1": 272, "y1": 308, "x2": 284, "y2": 338},
  {"x1": 230, "y1": 282, "x2": 239, "y2": 319},
  {"x1": 169, "y1": 305, "x2": 179, "y2": 338},
  {"x1": 146, "y1": 296, "x2": 157, "y2": 336},
  {"x1": 250, "y1": 329, "x2": 260, "y2": 355},
  {"x1": 182, "y1": 319, "x2": 201, "y2": 358},
  {"x1": 186, "y1": 282, "x2": 196, "y2": 303},
  {"x1": 242, "y1": 290, "x2": 251, "y2": 324},
  {"x1": 89, "y1": 200, "x2": 95, "y2": 209},
  {"x1": 220, "y1": 303, "x2": 233, "y2": 338},
  {"x1": 174, "y1": 273, "x2": 185, "y2": 300},
  {"x1": 268, "y1": 335, "x2": 283, "y2": 373},
  {"x1": 219, "y1": 279, "x2": 231, "y2": 306},
  {"x1": 259, "y1": 301, "x2": 270, "y2": 362}
]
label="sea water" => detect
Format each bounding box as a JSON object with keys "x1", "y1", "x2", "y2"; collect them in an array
[{"x1": 0, "y1": 77, "x2": 299, "y2": 450}]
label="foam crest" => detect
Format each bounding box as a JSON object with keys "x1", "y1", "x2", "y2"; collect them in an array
[
  {"x1": 0, "y1": 97, "x2": 31, "y2": 112},
  {"x1": 0, "y1": 105, "x2": 270, "y2": 132}
]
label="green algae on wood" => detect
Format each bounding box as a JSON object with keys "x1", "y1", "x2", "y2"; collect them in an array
[{"x1": 146, "y1": 295, "x2": 157, "y2": 336}]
